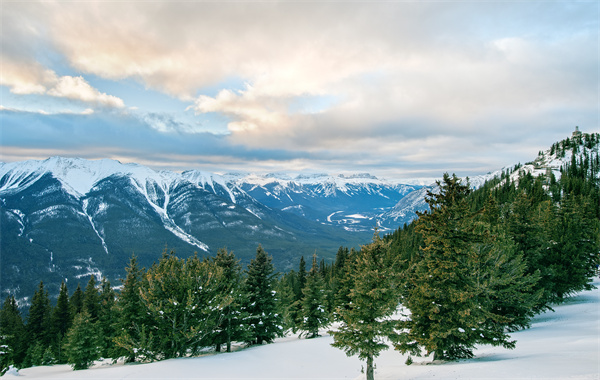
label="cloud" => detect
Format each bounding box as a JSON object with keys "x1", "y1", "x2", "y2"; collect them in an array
[
  {"x1": 47, "y1": 75, "x2": 124, "y2": 108},
  {"x1": 1, "y1": 2, "x2": 597, "y2": 178},
  {"x1": 1, "y1": 60, "x2": 125, "y2": 108}
]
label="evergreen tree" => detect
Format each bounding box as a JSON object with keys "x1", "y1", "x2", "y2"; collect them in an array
[
  {"x1": 83, "y1": 276, "x2": 101, "y2": 322},
  {"x1": 274, "y1": 274, "x2": 296, "y2": 333},
  {"x1": 98, "y1": 277, "x2": 117, "y2": 357},
  {"x1": 63, "y1": 310, "x2": 101, "y2": 370},
  {"x1": 26, "y1": 282, "x2": 52, "y2": 351},
  {"x1": 138, "y1": 251, "x2": 226, "y2": 359},
  {"x1": 300, "y1": 254, "x2": 329, "y2": 338},
  {"x1": 212, "y1": 248, "x2": 248, "y2": 352},
  {"x1": 330, "y1": 233, "x2": 400, "y2": 380},
  {"x1": 296, "y1": 256, "x2": 307, "y2": 301},
  {"x1": 397, "y1": 174, "x2": 536, "y2": 360},
  {"x1": 332, "y1": 248, "x2": 355, "y2": 317},
  {"x1": 51, "y1": 282, "x2": 71, "y2": 363},
  {"x1": 114, "y1": 255, "x2": 147, "y2": 362},
  {"x1": 244, "y1": 245, "x2": 283, "y2": 345},
  {"x1": 0, "y1": 333, "x2": 12, "y2": 375},
  {"x1": 70, "y1": 284, "x2": 84, "y2": 317},
  {"x1": 0, "y1": 296, "x2": 26, "y2": 369},
  {"x1": 544, "y1": 195, "x2": 600, "y2": 299}
]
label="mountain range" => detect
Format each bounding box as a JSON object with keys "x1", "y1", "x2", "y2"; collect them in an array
[{"x1": 0, "y1": 158, "x2": 435, "y2": 304}]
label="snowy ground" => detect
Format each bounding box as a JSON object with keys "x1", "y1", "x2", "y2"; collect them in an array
[{"x1": 6, "y1": 278, "x2": 599, "y2": 380}]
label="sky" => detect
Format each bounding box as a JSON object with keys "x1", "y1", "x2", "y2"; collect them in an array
[{"x1": 1, "y1": 1, "x2": 598, "y2": 179}]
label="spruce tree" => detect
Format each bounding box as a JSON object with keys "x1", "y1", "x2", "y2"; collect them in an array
[
  {"x1": 397, "y1": 174, "x2": 537, "y2": 361},
  {"x1": 330, "y1": 233, "x2": 400, "y2": 380},
  {"x1": 289, "y1": 256, "x2": 307, "y2": 331},
  {"x1": 114, "y1": 255, "x2": 147, "y2": 362},
  {"x1": 212, "y1": 248, "x2": 248, "y2": 352},
  {"x1": 300, "y1": 254, "x2": 329, "y2": 338},
  {"x1": 83, "y1": 276, "x2": 101, "y2": 322},
  {"x1": 0, "y1": 296, "x2": 26, "y2": 369},
  {"x1": 138, "y1": 251, "x2": 226, "y2": 359},
  {"x1": 51, "y1": 282, "x2": 71, "y2": 362},
  {"x1": 27, "y1": 282, "x2": 52, "y2": 351},
  {"x1": 70, "y1": 284, "x2": 84, "y2": 316},
  {"x1": 63, "y1": 310, "x2": 101, "y2": 370},
  {"x1": 244, "y1": 245, "x2": 283, "y2": 345},
  {"x1": 98, "y1": 277, "x2": 116, "y2": 357}
]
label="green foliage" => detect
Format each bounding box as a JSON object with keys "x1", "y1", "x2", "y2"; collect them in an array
[
  {"x1": 98, "y1": 277, "x2": 117, "y2": 358},
  {"x1": 0, "y1": 333, "x2": 12, "y2": 375},
  {"x1": 244, "y1": 245, "x2": 284, "y2": 345},
  {"x1": 63, "y1": 310, "x2": 101, "y2": 370},
  {"x1": 330, "y1": 233, "x2": 400, "y2": 380},
  {"x1": 26, "y1": 282, "x2": 52, "y2": 351},
  {"x1": 0, "y1": 296, "x2": 26, "y2": 369},
  {"x1": 300, "y1": 255, "x2": 329, "y2": 338},
  {"x1": 113, "y1": 254, "x2": 147, "y2": 362},
  {"x1": 51, "y1": 281, "x2": 72, "y2": 363},
  {"x1": 211, "y1": 248, "x2": 249, "y2": 352},
  {"x1": 9, "y1": 132, "x2": 599, "y2": 372},
  {"x1": 83, "y1": 276, "x2": 101, "y2": 322},
  {"x1": 70, "y1": 284, "x2": 84, "y2": 316},
  {"x1": 397, "y1": 174, "x2": 540, "y2": 361},
  {"x1": 138, "y1": 250, "x2": 227, "y2": 359}
]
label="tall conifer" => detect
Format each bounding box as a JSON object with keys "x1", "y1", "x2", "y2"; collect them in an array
[
  {"x1": 244, "y1": 245, "x2": 283, "y2": 345},
  {"x1": 300, "y1": 254, "x2": 328, "y2": 338},
  {"x1": 331, "y1": 233, "x2": 400, "y2": 380}
]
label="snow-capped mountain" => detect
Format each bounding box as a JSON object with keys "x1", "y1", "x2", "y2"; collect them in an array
[
  {"x1": 222, "y1": 172, "x2": 423, "y2": 231},
  {"x1": 0, "y1": 157, "x2": 424, "y2": 303}
]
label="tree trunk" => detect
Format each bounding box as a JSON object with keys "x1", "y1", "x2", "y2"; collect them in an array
[
  {"x1": 366, "y1": 354, "x2": 374, "y2": 380},
  {"x1": 226, "y1": 317, "x2": 232, "y2": 352}
]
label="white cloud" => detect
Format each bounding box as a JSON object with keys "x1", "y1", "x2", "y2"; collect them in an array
[
  {"x1": 47, "y1": 75, "x2": 124, "y2": 108},
  {"x1": 1, "y1": 59, "x2": 124, "y2": 109}
]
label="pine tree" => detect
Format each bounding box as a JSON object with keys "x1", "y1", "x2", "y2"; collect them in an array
[
  {"x1": 51, "y1": 282, "x2": 71, "y2": 363},
  {"x1": 0, "y1": 296, "x2": 26, "y2": 370},
  {"x1": 98, "y1": 277, "x2": 117, "y2": 357},
  {"x1": 212, "y1": 248, "x2": 248, "y2": 352},
  {"x1": 397, "y1": 174, "x2": 537, "y2": 361},
  {"x1": 83, "y1": 276, "x2": 101, "y2": 322},
  {"x1": 331, "y1": 232, "x2": 400, "y2": 380},
  {"x1": 63, "y1": 310, "x2": 101, "y2": 370},
  {"x1": 544, "y1": 195, "x2": 600, "y2": 300},
  {"x1": 274, "y1": 274, "x2": 296, "y2": 333},
  {"x1": 70, "y1": 284, "x2": 84, "y2": 317},
  {"x1": 114, "y1": 255, "x2": 147, "y2": 362},
  {"x1": 289, "y1": 256, "x2": 307, "y2": 331},
  {"x1": 244, "y1": 245, "x2": 283, "y2": 345},
  {"x1": 0, "y1": 333, "x2": 12, "y2": 375},
  {"x1": 300, "y1": 254, "x2": 329, "y2": 338},
  {"x1": 27, "y1": 282, "x2": 52, "y2": 351},
  {"x1": 138, "y1": 250, "x2": 226, "y2": 359}
]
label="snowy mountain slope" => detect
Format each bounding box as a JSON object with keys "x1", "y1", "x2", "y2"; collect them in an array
[
  {"x1": 509, "y1": 134, "x2": 600, "y2": 184},
  {"x1": 2, "y1": 158, "x2": 404, "y2": 302},
  {"x1": 224, "y1": 172, "x2": 422, "y2": 231},
  {"x1": 7, "y1": 278, "x2": 599, "y2": 379}
]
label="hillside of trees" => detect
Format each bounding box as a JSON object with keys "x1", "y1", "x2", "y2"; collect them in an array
[{"x1": 1, "y1": 133, "x2": 598, "y2": 379}]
